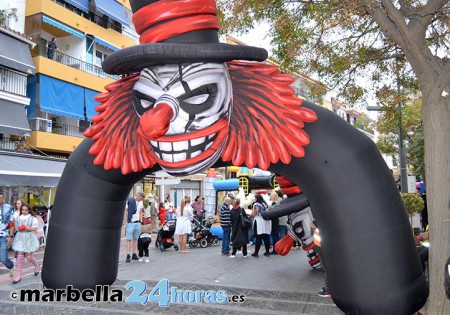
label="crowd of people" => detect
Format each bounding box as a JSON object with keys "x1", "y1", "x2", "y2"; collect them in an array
[
  {"x1": 219, "y1": 190, "x2": 288, "y2": 258},
  {"x1": 124, "y1": 192, "x2": 206, "y2": 261},
  {"x1": 123, "y1": 189, "x2": 291, "y2": 262},
  {"x1": 0, "y1": 192, "x2": 49, "y2": 284}
]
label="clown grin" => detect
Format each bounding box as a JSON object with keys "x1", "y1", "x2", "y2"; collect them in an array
[{"x1": 144, "y1": 118, "x2": 229, "y2": 171}]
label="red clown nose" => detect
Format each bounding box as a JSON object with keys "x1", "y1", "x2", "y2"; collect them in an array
[{"x1": 138, "y1": 104, "x2": 174, "y2": 139}]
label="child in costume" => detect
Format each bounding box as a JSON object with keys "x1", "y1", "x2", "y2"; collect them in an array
[{"x1": 12, "y1": 203, "x2": 40, "y2": 284}]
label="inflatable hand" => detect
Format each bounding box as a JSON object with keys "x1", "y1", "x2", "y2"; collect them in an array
[
  {"x1": 275, "y1": 234, "x2": 295, "y2": 256},
  {"x1": 18, "y1": 225, "x2": 27, "y2": 231}
]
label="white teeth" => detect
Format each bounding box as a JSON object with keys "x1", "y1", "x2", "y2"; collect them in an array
[
  {"x1": 205, "y1": 142, "x2": 213, "y2": 150},
  {"x1": 173, "y1": 152, "x2": 187, "y2": 162},
  {"x1": 159, "y1": 142, "x2": 172, "y2": 152},
  {"x1": 173, "y1": 140, "x2": 189, "y2": 151},
  {"x1": 150, "y1": 141, "x2": 157, "y2": 147},
  {"x1": 162, "y1": 153, "x2": 173, "y2": 162},
  {"x1": 208, "y1": 134, "x2": 215, "y2": 140},
  {"x1": 191, "y1": 150, "x2": 202, "y2": 158},
  {"x1": 155, "y1": 152, "x2": 161, "y2": 159},
  {"x1": 190, "y1": 137, "x2": 205, "y2": 146}
]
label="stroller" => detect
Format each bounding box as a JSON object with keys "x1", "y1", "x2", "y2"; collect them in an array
[
  {"x1": 155, "y1": 217, "x2": 179, "y2": 252},
  {"x1": 189, "y1": 216, "x2": 220, "y2": 248}
]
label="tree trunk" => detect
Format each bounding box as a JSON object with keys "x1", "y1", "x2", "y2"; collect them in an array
[{"x1": 421, "y1": 86, "x2": 450, "y2": 314}]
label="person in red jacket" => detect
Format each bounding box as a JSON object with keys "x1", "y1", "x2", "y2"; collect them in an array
[{"x1": 159, "y1": 202, "x2": 168, "y2": 226}]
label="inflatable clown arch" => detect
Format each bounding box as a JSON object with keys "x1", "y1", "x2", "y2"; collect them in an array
[{"x1": 42, "y1": 1, "x2": 428, "y2": 314}]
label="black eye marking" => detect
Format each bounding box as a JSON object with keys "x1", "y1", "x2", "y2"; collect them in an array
[
  {"x1": 133, "y1": 90, "x2": 156, "y2": 116},
  {"x1": 178, "y1": 83, "x2": 218, "y2": 115}
]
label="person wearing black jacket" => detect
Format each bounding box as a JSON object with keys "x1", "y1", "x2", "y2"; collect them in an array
[{"x1": 230, "y1": 198, "x2": 249, "y2": 258}]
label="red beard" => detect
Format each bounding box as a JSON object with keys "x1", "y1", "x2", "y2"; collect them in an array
[{"x1": 84, "y1": 62, "x2": 317, "y2": 175}]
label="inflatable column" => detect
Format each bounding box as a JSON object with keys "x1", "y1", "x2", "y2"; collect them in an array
[{"x1": 269, "y1": 102, "x2": 428, "y2": 314}]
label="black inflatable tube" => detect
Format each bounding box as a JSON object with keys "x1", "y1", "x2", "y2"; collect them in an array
[
  {"x1": 42, "y1": 139, "x2": 158, "y2": 290},
  {"x1": 262, "y1": 193, "x2": 310, "y2": 220},
  {"x1": 42, "y1": 101, "x2": 428, "y2": 314},
  {"x1": 269, "y1": 101, "x2": 428, "y2": 314}
]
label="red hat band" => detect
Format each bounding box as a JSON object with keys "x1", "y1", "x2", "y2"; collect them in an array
[{"x1": 133, "y1": 0, "x2": 219, "y2": 44}]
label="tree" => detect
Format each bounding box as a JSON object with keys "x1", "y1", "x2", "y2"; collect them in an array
[
  {"x1": 0, "y1": 10, "x2": 7, "y2": 25},
  {"x1": 218, "y1": 1, "x2": 450, "y2": 313},
  {"x1": 376, "y1": 97, "x2": 425, "y2": 177}
]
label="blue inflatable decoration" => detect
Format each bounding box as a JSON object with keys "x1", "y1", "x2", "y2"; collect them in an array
[{"x1": 42, "y1": 1, "x2": 429, "y2": 314}]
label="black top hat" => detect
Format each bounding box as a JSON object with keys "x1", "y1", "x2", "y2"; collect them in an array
[{"x1": 102, "y1": 0, "x2": 268, "y2": 75}]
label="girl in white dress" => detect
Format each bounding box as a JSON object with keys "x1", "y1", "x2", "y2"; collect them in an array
[
  {"x1": 175, "y1": 195, "x2": 193, "y2": 253},
  {"x1": 12, "y1": 204, "x2": 40, "y2": 284}
]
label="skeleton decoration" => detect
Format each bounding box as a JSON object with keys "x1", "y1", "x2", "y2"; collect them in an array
[
  {"x1": 284, "y1": 207, "x2": 321, "y2": 270},
  {"x1": 264, "y1": 177, "x2": 321, "y2": 269},
  {"x1": 43, "y1": 1, "x2": 429, "y2": 314}
]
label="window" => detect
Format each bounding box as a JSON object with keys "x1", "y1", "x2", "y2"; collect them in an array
[{"x1": 95, "y1": 51, "x2": 108, "y2": 67}]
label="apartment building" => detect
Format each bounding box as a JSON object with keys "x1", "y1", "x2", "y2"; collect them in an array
[
  {"x1": 331, "y1": 97, "x2": 376, "y2": 141},
  {"x1": 0, "y1": 0, "x2": 135, "y2": 205}
]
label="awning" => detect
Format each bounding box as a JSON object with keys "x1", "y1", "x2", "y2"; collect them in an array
[
  {"x1": 64, "y1": 0, "x2": 89, "y2": 13},
  {"x1": 94, "y1": 0, "x2": 130, "y2": 27},
  {"x1": 40, "y1": 75, "x2": 84, "y2": 119},
  {"x1": 85, "y1": 89, "x2": 100, "y2": 121},
  {"x1": 93, "y1": 36, "x2": 119, "y2": 52},
  {"x1": 42, "y1": 15, "x2": 84, "y2": 40},
  {"x1": 0, "y1": 99, "x2": 31, "y2": 136},
  {"x1": 0, "y1": 32, "x2": 35, "y2": 75},
  {"x1": 0, "y1": 154, "x2": 66, "y2": 187}
]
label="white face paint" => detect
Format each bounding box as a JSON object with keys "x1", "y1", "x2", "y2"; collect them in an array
[{"x1": 133, "y1": 63, "x2": 232, "y2": 175}]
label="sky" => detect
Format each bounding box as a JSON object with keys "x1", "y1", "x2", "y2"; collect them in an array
[{"x1": 230, "y1": 24, "x2": 380, "y2": 120}]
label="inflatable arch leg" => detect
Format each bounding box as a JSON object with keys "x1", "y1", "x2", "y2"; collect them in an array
[
  {"x1": 269, "y1": 102, "x2": 428, "y2": 314},
  {"x1": 41, "y1": 139, "x2": 158, "y2": 290}
]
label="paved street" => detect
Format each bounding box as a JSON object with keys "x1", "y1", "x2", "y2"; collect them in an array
[{"x1": 0, "y1": 233, "x2": 341, "y2": 314}]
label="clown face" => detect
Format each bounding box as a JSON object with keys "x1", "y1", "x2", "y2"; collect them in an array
[{"x1": 133, "y1": 63, "x2": 232, "y2": 175}]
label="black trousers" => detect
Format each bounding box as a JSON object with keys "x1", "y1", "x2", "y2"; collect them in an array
[
  {"x1": 232, "y1": 245, "x2": 248, "y2": 256},
  {"x1": 254, "y1": 234, "x2": 270, "y2": 255},
  {"x1": 138, "y1": 239, "x2": 150, "y2": 257},
  {"x1": 417, "y1": 246, "x2": 429, "y2": 272}
]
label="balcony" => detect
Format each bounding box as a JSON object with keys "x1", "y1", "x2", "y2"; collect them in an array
[
  {"x1": 0, "y1": 67, "x2": 28, "y2": 97},
  {"x1": 50, "y1": 0, "x2": 138, "y2": 42},
  {"x1": 31, "y1": 117, "x2": 87, "y2": 138},
  {"x1": 34, "y1": 45, "x2": 120, "y2": 80},
  {"x1": 0, "y1": 137, "x2": 31, "y2": 154},
  {"x1": 27, "y1": 118, "x2": 85, "y2": 153},
  {"x1": 26, "y1": 0, "x2": 136, "y2": 50}
]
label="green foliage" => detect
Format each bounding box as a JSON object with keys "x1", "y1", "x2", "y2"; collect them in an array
[
  {"x1": 354, "y1": 113, "x2": 374, "y2": 134},
  {"x1": 217, "y1": 1, "x2": 448, "y2": 107},
  {"x1": 375, "y1": 97, "x2": 425, "y2": 176},
  {"x1": 401, "y1": 193, "x2": 424, "y2": 215},
  {"x1": 0, "y1": 10, "x2": 7, "y2": 25}
]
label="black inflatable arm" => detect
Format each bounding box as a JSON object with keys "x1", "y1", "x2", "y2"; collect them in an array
[
  {"x1": 269, "y1": 101, "x2": 428, "y2": 314},
  {"x1": 262, "y1": 193, "x2": 310, "y2": 220},
  {"x1": 42, "y1": 139, "x2": 159, "y2": 289}
]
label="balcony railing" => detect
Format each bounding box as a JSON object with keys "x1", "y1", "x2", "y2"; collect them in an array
[
  {"x1": 0, "y1": 67, "x2": 28, "y2": 96},
  {"x1": 51, "y1": 0, "x2": 138, "y2": 41},
  {"x1": 0, "y1": 137, "x2": 69, "y2": 158},
  {"x1": 0, "y1": 137, "x2": 31, "y2": 153},
  {"x1": 34, "y1": 45, "x2": 120, "y2": 80},
  {"x1": 31, "y1": 117, "x2": 87, "y2": 138}
]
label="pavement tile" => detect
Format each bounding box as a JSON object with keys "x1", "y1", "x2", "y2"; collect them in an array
[{"x1": 0, "y1": 234, "x2": 342, "y2": 314}]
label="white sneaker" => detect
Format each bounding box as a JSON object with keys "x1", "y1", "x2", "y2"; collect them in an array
[
  {"x1": 145, "y1": 258, "x2": 150, "y2": 263},
  {"x1": 230, "y1": 255, "x2": 235, "y2": 258},
  {"x1": 243, "y1": 255, "x2": 248, "y2": 258},
  {"x1": 138, "y1": 258, "x2": 143, "y2": 262}
]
